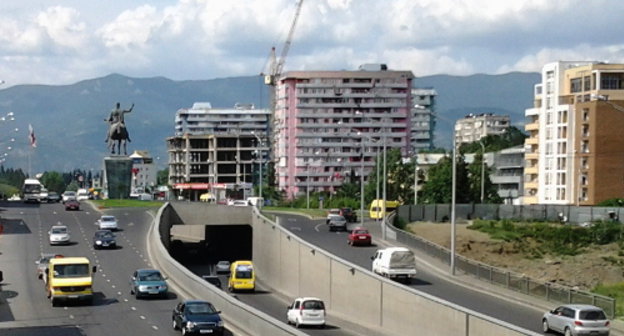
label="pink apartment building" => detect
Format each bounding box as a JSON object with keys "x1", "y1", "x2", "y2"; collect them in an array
[{"x1": 274, "y1": 64, "x2": 414, "y2": 198}]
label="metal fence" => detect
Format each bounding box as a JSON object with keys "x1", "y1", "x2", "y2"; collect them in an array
[{"x1": 387, "y1": 211, "x2": 617, "y2": 318}]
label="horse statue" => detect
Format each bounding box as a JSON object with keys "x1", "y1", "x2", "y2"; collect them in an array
[{"x1": 105, "y1": 102, "x2": 133, "y2": 155}]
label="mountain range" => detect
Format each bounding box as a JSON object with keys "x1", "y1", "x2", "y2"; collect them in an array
[{"x1": 0, "y1": 72, "x2": 540, "y2": 173}]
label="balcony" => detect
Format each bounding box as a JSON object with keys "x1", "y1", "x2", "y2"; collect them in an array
[
  {"x1": 525, "y1": 137, "x2": 538, "y2": 145},
  {"x1": 524, "y1": 122, "x2": 539, "y2": 132},
  {"x1": 525, "y1": 152, "x2": 538, "y2": 160},
  {"x1": 524, "y1": 166, "x2": 538, "y2": 175}
]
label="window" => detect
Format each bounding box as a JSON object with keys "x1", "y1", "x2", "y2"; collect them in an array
[
  {"x1": 601, "y1": 74, "x2": 623, "y2": 90},
  {"x1": 557, "y1": 172, "x2": 566, "y2": 184},
  {"x1": 582, "y1": 108, "x2": 590, "y2": 122},
  {"x1": 570, "y1": 78, "x2": 582, "y2": 93},
  {"x1": 584, "y1": 76, "x2": 591, "y2": 91},
  {"x1": 581, "y1": 158, "x2": 588, "y2": 169},
  {"x1": 558, "y1": 111, "x2": 568, "y2": 123},
  {"x1": 557, "y1": 187, "x2": 566, "y2": 201}
]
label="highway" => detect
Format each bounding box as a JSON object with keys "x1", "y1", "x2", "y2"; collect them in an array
[
  {"x1": 0, "y1": 201, "x2": 209, "y2": 336},
  {"x1": 275, "y1": 213, "x2": 548, "y2": 335},
  {"x1": 0, "y1": 202, "x2": 367, "y2": 336}
]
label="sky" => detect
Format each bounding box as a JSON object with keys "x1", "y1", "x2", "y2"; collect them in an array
[{"x1": 1, "y1": 0, "x2": 624, "y2": 87}]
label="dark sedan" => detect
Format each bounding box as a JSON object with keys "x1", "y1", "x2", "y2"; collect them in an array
[
  {"x1": 93, "y1": 230, "x2": 117, "y2": 249},
  {"x1": 172, "y1": 300, "x2": 224, "y2": 335},
  {"x1": 64, "y1": 199, "x2": 80, "y2": 211}
]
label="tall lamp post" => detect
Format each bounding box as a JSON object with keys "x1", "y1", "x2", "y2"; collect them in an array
[
  {"x1": 450, "y1": 135, "x2": 457, "y2": 275},
  {"x1": 479, "y1": 141, "x2": 486, "y2": 203},
  {"x1": 306, "y1": 162, "x2": 310, "y2": 209},
  {"x1": 251, "y1": 131, "x2": 264, "y2": 201},
  {"x1": 413, "y1": 151, "x2": 419, "y2": 205}
]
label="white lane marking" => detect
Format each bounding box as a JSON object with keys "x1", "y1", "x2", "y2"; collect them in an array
[
  {"x1": 131, "y1": 306, "x2": 136, "y2": 311},
  {"x1": 140, "y1": 316, "x2": 146, "y2": 320},
  {"x1": 152, "y1": 326, "x2": 159, "y2": 330},
  {"x1": 314, "y1": 224, "x2": 324, "y2": 232}
]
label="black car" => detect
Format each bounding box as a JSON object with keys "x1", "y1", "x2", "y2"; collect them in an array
[
  {"x1": 93, "y1": 230, "x2": 117, "y2": 249},
  {"x1": 340, "y1": 207, "x2": 357, "y2": 223},
  {"x1": 172, "y1": 300, "x2": 224, "y2": 335},
  {"x1": 47, "y1": 192, "x2": 61, "y2": 203}
]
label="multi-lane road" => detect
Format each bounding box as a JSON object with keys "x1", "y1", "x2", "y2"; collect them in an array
[{"x1": 0, "y1": 201, "x2": 551, "y2": 335}]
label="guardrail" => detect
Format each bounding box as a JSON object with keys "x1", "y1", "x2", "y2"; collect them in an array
[{"x1": 385, "y1": 213, "x2": 617, "y2": 318}]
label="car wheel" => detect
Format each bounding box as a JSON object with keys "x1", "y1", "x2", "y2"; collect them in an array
[
  {"x1": 172, "y1": 319, "x2": 178, "y2": 330},
  {"x1": 564, "y1": 327, "x2": 572, "y2": 336},
  {"x1": 541, "y1": 319, "x2": 550, "y2": 333},
  {"x1": 181, "y1": 326, "x2": 188, "y2": 335}
]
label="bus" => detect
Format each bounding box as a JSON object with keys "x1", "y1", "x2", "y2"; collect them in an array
[
  {"x1": 369, "y1": 199, "x2": 400, "y2": 219},
  {"x1": 22, "y1": 178, "x2": 43, "y2": 203}
]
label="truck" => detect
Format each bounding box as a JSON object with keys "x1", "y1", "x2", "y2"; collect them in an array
[
  {"x1": 44, "y1": 256, "x2": 97, "y2": 306},
  {"x1": 22, "y1": 178, "x2": 43, "y2": 203},
  {"x1": 371, "y1": 247, "x2": 417, "y2": 283}
]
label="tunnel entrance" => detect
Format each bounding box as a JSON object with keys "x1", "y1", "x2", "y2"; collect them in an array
[{"x1": 170, "y1": 224, "x2": 252, "y2": 276}]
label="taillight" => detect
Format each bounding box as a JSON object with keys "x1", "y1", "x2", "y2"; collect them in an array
[
  {"x1": 299, "y1": 306, "x2": 304, "y2": 316},
  {"x1": 574, "y1": 321, "x2": 583, "y2": 326},
  {"x1": 606, "y1": 321, "x2": 610, "y2": 326}
]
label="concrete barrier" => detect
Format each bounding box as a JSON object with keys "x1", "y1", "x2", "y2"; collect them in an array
[
  {"x1": 149, "y1": 203, "x2": 307, "y2": 336},
  {"x1": 153, "y1": 202, "x2": 541, "y2": 336}
]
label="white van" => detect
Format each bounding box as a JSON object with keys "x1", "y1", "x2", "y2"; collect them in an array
[
  {"x1": 371, "y1": 247, "x2": 417, "y2": 282},
  {"x1": 76, "y1": 189, "x2": 89, "y2": 201}
]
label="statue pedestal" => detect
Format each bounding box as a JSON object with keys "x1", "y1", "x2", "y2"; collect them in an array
[{"x1": 104, "y1": 156, "x2": 132, "y2": 199}]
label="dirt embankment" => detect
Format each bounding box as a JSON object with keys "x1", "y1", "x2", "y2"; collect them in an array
[{"x1": 407, "y1": 222, "x2": 624, "y2": 290}]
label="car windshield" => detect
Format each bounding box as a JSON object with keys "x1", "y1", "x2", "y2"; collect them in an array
[
  {"x1": 102, "y1": 216, "x2": 115, "y2": 222},
  {"x1": 235, "y1": 265, "x2": 253, "y2": 279},
  {"x1": 302, "y1": 300, "x2": 325, "y2": 310},
  {"x1": 187, "y1": 303, "x2": 217, "y2": 314},
  {"x1": 579, "y1": 309, "x2": 607, "y2": 320},
  {"x1": 354, "y1": 230, "x2": 368, "y2": 234},
  {"x1": 51, "y1": 227, "x2": 67, "y2": 234},
  {"x1": 53, "y1": 264, "x2": 89, "y2": 278},
  {"x1": 139, "y1": 271, "x2": 163, "y2": 281},
  {"x1": 96, "y1": 231, "x2": 114, "y2": 238}
]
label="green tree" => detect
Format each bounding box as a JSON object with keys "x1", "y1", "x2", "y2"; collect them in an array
[
  {"x1": 467, "y1": 152, "x2": 501, "y2": 203},
  {"x1": 420, "y1": 154, "x2": 470, "y2": 203},
  {"x1": 157, "y1": 169, "x2": 169, "y2": 186},
  {"x1": 41, "y1": 171, "x2": 65, "y2": 192}
]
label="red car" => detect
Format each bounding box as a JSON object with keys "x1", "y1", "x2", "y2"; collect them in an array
[
  {"x1": 64, "y1": 199, "x2": 80, "y2": 211},
  {"x1": 347, "y1": 227, "x2": 371, "y2": 246}
]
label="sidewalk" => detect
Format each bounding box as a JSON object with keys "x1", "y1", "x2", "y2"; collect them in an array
[{"x1": 362, "y1": 218, "x2": 624, "y2": 336}]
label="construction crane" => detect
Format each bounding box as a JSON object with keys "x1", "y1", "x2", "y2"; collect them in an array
[{"x1": 263, "y1": 0, "x2": 305, "y2": 87}]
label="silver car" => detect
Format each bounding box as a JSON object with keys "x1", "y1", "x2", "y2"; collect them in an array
[
  {"x1": 48, "y1": 225, "x2": 70, "y2": 245},
  {"x1": 542, "y1": 304, "x2": 610, "y2": 336},
  {"x1": 327, "y1": 214, "x2": 347, "y2": 232},
  {"x1": 96, "y1": 215, "x2": 118, "y2": 231}
]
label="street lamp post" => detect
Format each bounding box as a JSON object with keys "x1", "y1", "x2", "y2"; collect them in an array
[
  {"x1": 450, "y1": 136, "x2": 457, "y2": 275},
  {"x1": 479, "y1": 141, "x2": 485, "y2": 203},
  {"x1": 251, "y1": 132, "x2": 264, "y2": 201},
  {"x1": 413, "y1": 151, "x2": 419, "y2": 205},
  {"x1": 359, "y1": 142, "x2": 365, "y2": 228},
  {"x1": 306, "y1": 162, "x2": 310, "y2": 209}
]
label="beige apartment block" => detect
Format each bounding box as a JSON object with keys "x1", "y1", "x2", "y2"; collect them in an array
[{"x1": 523, "y1": 61, "x2": 624, "y2": 205}]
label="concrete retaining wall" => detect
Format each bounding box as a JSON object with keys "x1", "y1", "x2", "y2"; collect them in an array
[{"x1": 154, "y1": 202, "x2": 540, "y2": 336}]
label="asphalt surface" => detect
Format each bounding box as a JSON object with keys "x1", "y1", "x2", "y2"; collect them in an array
[
  {"x1": 275, "y1": 213, "x2": 550, "y2": 334},
  {"x1": 0, "y1": 201, "x2": 366, "y2": 336}
]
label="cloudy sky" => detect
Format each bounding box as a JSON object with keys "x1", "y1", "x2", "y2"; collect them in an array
[{"x1": 1, "y1": 0, "x2": 623, "y2": 87}]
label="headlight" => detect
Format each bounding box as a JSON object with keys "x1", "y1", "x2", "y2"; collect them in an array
[
  {"x1": 96, "y1": 240, "x2": 102, "y2": 244},
  {"x1": 186, "y1": 321, "x2": 196, "y2": 328},
  {"x1": 217, "y1": 320, "x2": 224, "y2": 327},
  {"x1": 138, "y1": 285, "x2": 148, "y2": 291}
]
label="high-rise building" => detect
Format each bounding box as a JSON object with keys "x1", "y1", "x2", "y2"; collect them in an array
[
  {"x1": 523, "y1": 61, "x2": 624, "y2": 205},
  {"x1": 129, "y1": 150, "x2": 156, "y2": 195},
  {"x1": 454, "y1": 113, "x2": 510, "y2": 145},
  {"x1": 167, "y1": 102, "x2": 269, "y2": 201},
  {"x1": 273, "y1": 65, "x2": 414, "y2": 198},
  {"x1": 411, "y1": 88, "x2": 437, "y2": 152}
]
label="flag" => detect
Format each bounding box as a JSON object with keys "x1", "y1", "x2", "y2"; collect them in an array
[{"x1": 28, "y1": 124, "x2": 37, "y2": 148}]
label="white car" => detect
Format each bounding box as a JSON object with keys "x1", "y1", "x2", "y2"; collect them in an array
[
  {"x1": 542, "y1": 304, "x2": 610, "y2": 336},
  {"x1": 231, "y1": 200, "x2": 249, "y2": 207},
  {"x1": 61, "y1": 191, "x2": 77, "y2": 203},
  {"x1": 96, "y1": 215, "x2": 118, "y2": 231},
  {"x1": 48, "y1": 225, "x2": 70, "y2": 245},
  {"x1": 286, "y1": 297, "x2": 325, "y2": 328}
]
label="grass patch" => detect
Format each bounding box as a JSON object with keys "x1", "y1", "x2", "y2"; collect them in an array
[
  {"x1": 92, "y1": 199, "x2": 164, "y2": 208},
  {"x1": 593, "y1": 282, "x2": 624, "y2": 318},
  {"x1": 261, "y1": 206, "x2": 328, "y2": 218}
]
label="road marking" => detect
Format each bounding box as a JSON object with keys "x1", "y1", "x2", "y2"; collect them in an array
[
  {"x1": 131, "y1": 306, "x2": 136, "y2": 311},
  {"x1": 152, "y1": 326, "x2": 158, "y2": 330},
  {"x1": 140, "y1": 315, "x2": 146, "y2": 320},
  {"x1": 314, "y1": 224, "x2": 324, "y2": 232}
]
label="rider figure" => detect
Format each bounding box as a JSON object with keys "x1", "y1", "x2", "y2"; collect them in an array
[{"x1": 105, "y1": 102, "x2": 133, "y2": 143}]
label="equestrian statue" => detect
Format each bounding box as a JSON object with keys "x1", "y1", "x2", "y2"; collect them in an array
[{"x1": 105, "y1": 102, "x2": 134, "y2": 155}]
